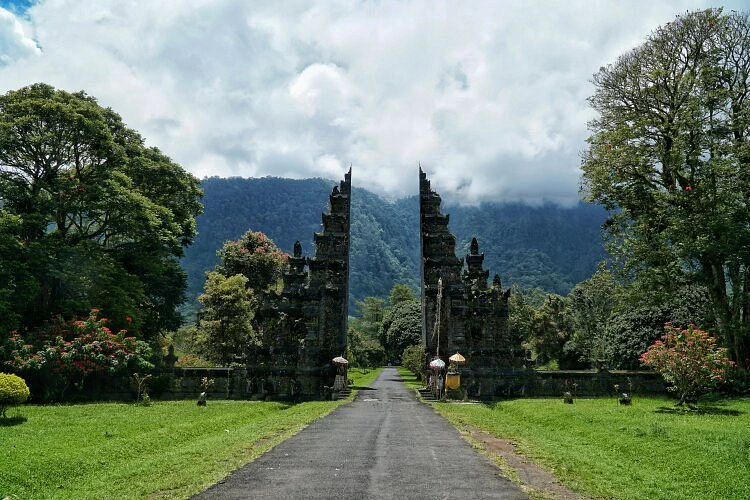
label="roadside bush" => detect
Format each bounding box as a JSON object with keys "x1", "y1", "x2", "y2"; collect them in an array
[
  {"x1": 0, "y1": 372, "x2": 30, "y2": 418},
  {"x1": 401, "y1": 344, "x2": 425, "y2": 376}
]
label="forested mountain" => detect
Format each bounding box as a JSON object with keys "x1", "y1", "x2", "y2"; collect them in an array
[{"x1": 181, "y1": 177, "x2": 607, "y2": 313}]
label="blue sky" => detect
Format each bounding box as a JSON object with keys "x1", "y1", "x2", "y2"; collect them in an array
[
  {"x1": 1, "y1": 1, "x2": 748, "y2": 204},
  {"x1": 0, "y1": 1, "x2": 34, "y2": 16}
]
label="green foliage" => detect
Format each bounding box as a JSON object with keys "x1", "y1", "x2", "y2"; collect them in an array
[
  {"x1": 197, "y1": 273, "x2": 254, "y2": 365},
  {"x1": 0, "y1": 83, "x2": 202, "y2": 339},
  {"x1": 0, "y1": 373, "x2": 29, "y2": 418},
  {"x1": 169, "y1": 325, "x2": 204, "y2": 359},
  {"x1": 1, "y1": 309, "x2": 152, "y2": 401},
  {"x1": 605, "y1": 283, "x2": 711, "y2": 369},
  {"x1": 581, "y1": 9, "x2": 750, "y2": 367},
  {"x1": 389, "y1": 284, "x2": 415, "y2": 306},
  {"x1": 641, "y1": 325, "x2": 735, "y2": 405},
  {"x1": 380, "y1": 300, "x2": 421, "y2": 362},
  {"x1": 566, "y1": 270, "x2": 618, "y2": 365},
  {"x1": 401, "y1": 344, "x2": 425, "y2": 377},
  {"x1": 193, "y1": 230, "x2": 286, "y2": 363},
  {"x1": 351, "y1": 296, "x2": 386, "y2": 339},
  {"x1": 216, "y1": 230, "x2": 287, "y2": 294},
  {"x1": 346, "y1": 326, "x2": 385, "y2": 370},
  {"x1": 527, "y1": 294, "x2": 579, "y2": 369}
]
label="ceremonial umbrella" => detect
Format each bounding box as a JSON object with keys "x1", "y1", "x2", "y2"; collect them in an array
[
  {"x1": 429, "y1": 358, "x2": 446, "y2": 370},
  {"x1": 332, "y1": 356, "x2": 348, "y2": 366},
  {"x1": 448, "y1": 352, "x2": 466, "y2": 363}
]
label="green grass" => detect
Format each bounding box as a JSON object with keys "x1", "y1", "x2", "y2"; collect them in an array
[
  {"x1": 396, "y1": 366, "x2": 423, "y2": 390},
  {"x1": 434, "y1": 396, "x2": 750, "y2": 499},
  {"x1": 349, "y1": 366, "x2": 383, "y2": 387},
  {"x1": 0, "y1": 368, "x2": 382, "y2": 499}
]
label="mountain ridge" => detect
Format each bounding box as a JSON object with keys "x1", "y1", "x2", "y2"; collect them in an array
[{"x1": 181, "y1": 176, "x2": 608, "y2": 312}]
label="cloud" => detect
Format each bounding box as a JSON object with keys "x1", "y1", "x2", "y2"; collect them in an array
[
  {"x1": 0, "y1": 0, "x2": 735, "y2": 204},
  {"x1": 0, "y1": 7, "x2": 40, "y2": 65}
]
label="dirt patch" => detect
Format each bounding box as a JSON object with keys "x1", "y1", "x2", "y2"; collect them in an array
[{"x1": 466, "y1": 427, "x2": 582, "y2": 500}]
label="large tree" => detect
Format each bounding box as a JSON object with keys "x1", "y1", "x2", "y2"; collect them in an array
[
  {"x1": 0, "y1": 84, "x2": 202, "y2": 338},
  {"x1": 197, "y1": 272, "x2": 254, "y2": 365},
  {"x1": 379, "y1": 299, "x2": 421, "y2": 362},
  {"x1": 581, "y1": 9, "x2": 750, "y2": 367}
]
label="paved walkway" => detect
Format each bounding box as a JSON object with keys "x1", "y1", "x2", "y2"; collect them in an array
[{"x1": 196, "y1": 367, "x2": 527, "y2": 499}]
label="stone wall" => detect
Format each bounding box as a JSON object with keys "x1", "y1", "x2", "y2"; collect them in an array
[
  {"x1": 457, "y1": 369, "x2": 667, "y2": 400},
  {"x1": 29, "y1": 366, "x2": 667, "y2": 403}
]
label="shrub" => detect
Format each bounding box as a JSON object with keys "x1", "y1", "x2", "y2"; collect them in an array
[
  {"x1": 1, "y1": 309, "x2": 153, "y2": 400},
  {"x1": 641, "y1": 324, "x2": 734, "y2": 405},
  {"x1": 401, "y1": 344, "x2": 425, "y2": 376},
  {"x1": 3, "y1": 309, "x2": 152, "y2": 377},
  {"x1": 0, "y1": 372, "x2": 30, "y2": 418}
]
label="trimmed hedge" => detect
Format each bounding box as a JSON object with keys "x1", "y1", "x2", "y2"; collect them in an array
[{"x1": 0, "y1": 372, "x2": 30, "y2": 417}]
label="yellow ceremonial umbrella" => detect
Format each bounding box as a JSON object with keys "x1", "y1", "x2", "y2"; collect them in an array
[{"x1": 448, "y1": 352, "x2": 465, "y2": 363}]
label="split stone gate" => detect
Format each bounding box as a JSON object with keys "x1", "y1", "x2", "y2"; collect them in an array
[{"x1": 245, "y1": 167, "x2": 527, "y2": 400}]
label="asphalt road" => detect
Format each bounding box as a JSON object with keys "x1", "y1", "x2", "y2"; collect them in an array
[{"x1": 196, "y1": 367, "x2": 527, "y2": 499}]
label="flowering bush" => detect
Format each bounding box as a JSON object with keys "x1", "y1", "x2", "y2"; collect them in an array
[
  {"x1": 216, "y1": 230, "x2": 288, "y2": 292},
  {"x1": 640, "y1": 323, "x2": 734, "y2": 405},
  {"x1": 2, "y1": 310, "x2": 152, "y2": 378}
]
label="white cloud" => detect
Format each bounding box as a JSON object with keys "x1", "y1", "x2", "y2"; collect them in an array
[
  {"x1": 0, "y1": 7, "x2": 40, "y2": 65},
  {"x1": 0, "y1": 0, "x2": 736, "y2": 204}
]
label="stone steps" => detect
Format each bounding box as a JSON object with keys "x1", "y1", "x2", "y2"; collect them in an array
[
  {"x1": 418, "y1": 388, "x2": 438, "y2": 402},
  {"x1": 333, "y1": 389, "x2": 352, "y2": 401}
]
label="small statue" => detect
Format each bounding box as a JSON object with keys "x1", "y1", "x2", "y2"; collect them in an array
[
  {"x1": 293, "y1": 240, "x2": 302, "y2": 258},
  {"x1": 163, "y1": 344, "x2": 178, "y2": 368},
  {"x1": 197, "y1": 392, "x2": 207, "y2": 406}
]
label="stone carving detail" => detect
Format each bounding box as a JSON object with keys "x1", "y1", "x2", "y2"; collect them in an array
[
  {"x1": 249, "y1": 169, "x2": 351, "y2": 399},
  {"x1": 420, "y1": 167, "x2": 524, "y2": 398}
]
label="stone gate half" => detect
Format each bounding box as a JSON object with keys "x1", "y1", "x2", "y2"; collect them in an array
[
  {"x1": 249, "y1": 169, "x2": 351, "y2": 398},
  {"x1": 420, "y1": 168, "x2": 525, "y2": 398}
]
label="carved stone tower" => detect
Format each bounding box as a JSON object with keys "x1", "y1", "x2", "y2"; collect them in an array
[
  {"x1": 250, "y1": 169, "x2": 351, "y2": 399},
  {"x1": 299, "y1": 168, "x2": 352, "y2": 394},
  {"x1": 419, "y1": 167, "x2": 463, "y2": 359},
  {"x1": 419, "y1": 168, "x2": 523, "y2": 398}
]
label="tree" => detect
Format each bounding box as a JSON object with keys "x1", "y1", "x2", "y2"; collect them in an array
[
  {"x1": 508, "y1": 286, "x2": 539, "y2": 350},
  {"x1": 389, "y1": 284, "x2": 415, "y2": 306},
  {"x1": 581, "y1": 9, "x2": 750, "y2": 367},
  {"x1": 605, "y1": 282, "x2": 711, "y2": 369},
  {"x1": 379, "y1": 300, "x2": 421, "y2": 362},
  {"x1": 216, "y1": 230, "x2": 287, "y2": 294},
  {"x1": 352, "y1": 296, "x2": 386, "y2": 340},
  {"x1": 346, "y1": 325, "x2": 385, "y2": 370},
  {"x1": 197, "y1": 273, "x2": 254, "y2": 365},
  {"x1": 641, "y1": 324, "x2": 734, "y2": 405},
  {"x1": 0, "y1": 84, "x2": 202, "y2": 339},
  {"x1": 528, "y1": 294, "x2": 577, "y2": 369},
  {"x1": 567, "y1": 270, "x2": 618, "y2": 365}
]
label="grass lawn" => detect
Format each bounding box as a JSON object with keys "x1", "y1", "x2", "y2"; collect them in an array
[
  {"x1": 433, "y1": 394, "x2": 750, "y2": 499},
  {"x1": 0, "y1": 367, "x2": 382, "y2": 499},
  {"x1": 396, "y1": 366, "x2": 423, "y2": 390}
]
